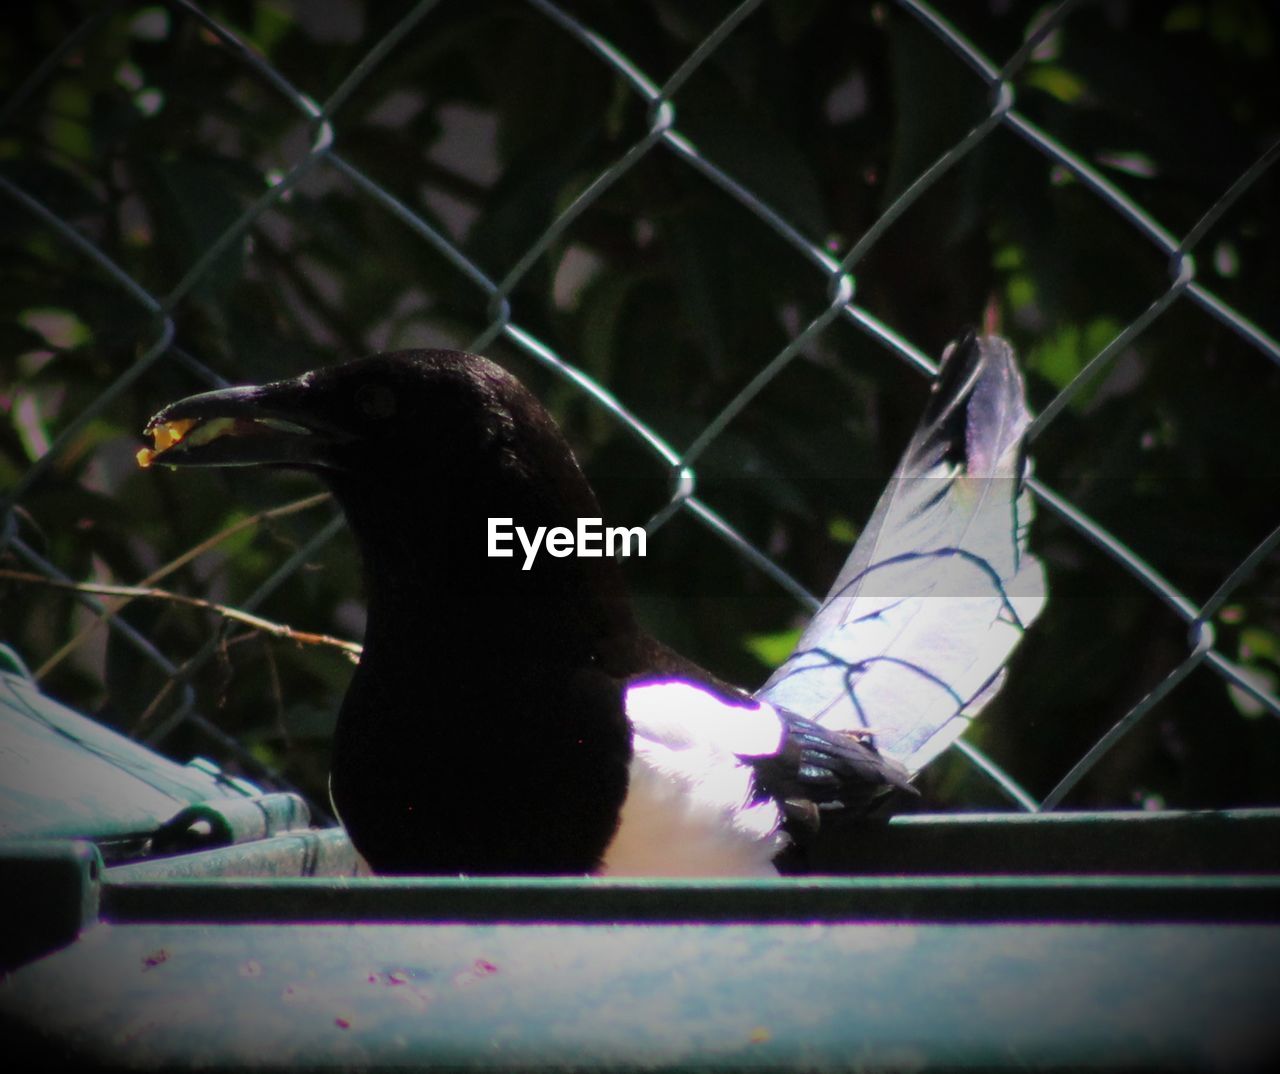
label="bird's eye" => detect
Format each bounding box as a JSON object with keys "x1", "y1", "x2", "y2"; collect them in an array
[{"x1": 356, "y1": 384, "x2": 397, "y2": 420}]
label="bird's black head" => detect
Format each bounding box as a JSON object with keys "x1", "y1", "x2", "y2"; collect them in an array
[
  {"x1": 143, "y1": 349, "x2": 639, "y2": 662},
  {"x1": 142, "y1": 351, "x2": 539, "y2": 481}
]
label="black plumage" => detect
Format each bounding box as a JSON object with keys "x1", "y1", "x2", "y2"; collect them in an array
[{"x1": 141, "y1": 335, "x2": 1039, "y2": 875}]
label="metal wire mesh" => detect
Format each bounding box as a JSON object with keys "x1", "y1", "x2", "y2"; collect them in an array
[{"x1": 3, "y1": 0, "x2": 1278, "y2": 822}]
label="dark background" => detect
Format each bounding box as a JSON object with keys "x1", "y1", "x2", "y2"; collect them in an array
[{"x1": 2, "y1": 0, "x2": 1278, "y2": 822}]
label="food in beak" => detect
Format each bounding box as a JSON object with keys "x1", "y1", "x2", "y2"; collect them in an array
[
  {"x1": 136, "y1": 418, "x2": 197, "y2": 468},
  {"x1": 136, "y1": 416, "x2": 246, "y2": 468}
]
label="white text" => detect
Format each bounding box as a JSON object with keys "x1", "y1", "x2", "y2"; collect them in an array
[{"x1": 487, "y1": 517, "x2": 647, "y2": 570}]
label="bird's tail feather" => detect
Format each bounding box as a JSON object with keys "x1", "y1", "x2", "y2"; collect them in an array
[{"x1": 757, "y1": 332, "x2": 1045, "y2": 775}]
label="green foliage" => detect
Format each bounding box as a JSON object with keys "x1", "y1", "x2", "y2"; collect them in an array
[
  {"x1": 1026, "y1": 316, "x2": 1123, "y2": 397},
  {"x1": 743, "y1": 628, "x2": 804, "y2": 672},
  {"x1": 1, "y1": 0, "x2": 1278, "y2": 815}
]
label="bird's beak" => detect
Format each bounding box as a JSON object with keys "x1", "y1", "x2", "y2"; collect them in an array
[{"x1": 138, "y1": 380, "x2": 352, "y2": 470}]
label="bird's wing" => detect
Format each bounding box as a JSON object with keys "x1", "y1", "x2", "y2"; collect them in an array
[{"x1": 757, "y1": 332, "x2": 1046, "y2": 775}]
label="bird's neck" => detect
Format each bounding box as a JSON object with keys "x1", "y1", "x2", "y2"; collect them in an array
[
  {"x1": 327, "y1": 466, "x2": 641, "y2": 677},
  {"x1": 323, "y1": 463, "x2": 637, "y2": 875}
]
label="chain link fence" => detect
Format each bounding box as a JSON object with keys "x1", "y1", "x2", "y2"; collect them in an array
[{"x1": 3, "y1": 0, "x2": 1279, "y2": 827}]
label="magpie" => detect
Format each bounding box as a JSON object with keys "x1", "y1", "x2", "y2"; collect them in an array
[{"x1": 139, "y1": 332, "x2": 1044, "y2": 876}]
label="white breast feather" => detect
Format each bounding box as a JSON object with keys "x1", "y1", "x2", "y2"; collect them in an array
[{"x1": 597, "y1": 680, "x2": 787, "y2": 877}]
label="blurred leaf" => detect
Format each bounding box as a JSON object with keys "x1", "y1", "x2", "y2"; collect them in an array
[
  {"x1": 1241, "y1": 626, "x2": 1280, "y2": 664},
  {"x1": 827, "y1": 517, "x2": 859, "y2": 545},
  {"x1": 1164, "y1": 3, "x2": 1203, "y2": 32},
  {"x1": 1024, "y1": 65, "x2": 1087, "y2": 104},
  {"x1": 1207, "y1": 0, "x2": 1273, "y2": 57},
  {"x1": 743, "y1": 627, "x2": 803, "y2": 670},
  {"x1": 1026, "y1": 316, "x2": 1124, "y2": 398},
  {"x1": 19, "y1": 308, "x2": 94, "y2": 349},
  {"x1": 1228, "y1": 664, "x2": 1278, "y2": 718}
]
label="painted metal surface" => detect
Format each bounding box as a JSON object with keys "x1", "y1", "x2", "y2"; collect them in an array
[
  {"x1": 5, "y1": 916, "x2": 1279, "y2": 1070},
  {"x1": 0, "y1": 663, "x2": 257, "y2": 844}
]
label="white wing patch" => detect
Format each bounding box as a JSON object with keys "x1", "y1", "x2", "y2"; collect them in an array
[
  {"x1": 622, "y1": 679, "x2": 783, "y2": 756},
  {"x1": 597, "y1": 679, "x2": 786, "y2": 877}
]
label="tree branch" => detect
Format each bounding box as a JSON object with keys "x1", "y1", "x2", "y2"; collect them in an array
[{"x1": 2, "y1": 568, "x2": 362, "y2": 662}]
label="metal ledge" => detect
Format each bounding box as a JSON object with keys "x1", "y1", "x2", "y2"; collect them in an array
[
  {"x1": 99, "y1": 873, "x2": 1280, "y2": 926},
  {"x1": 801, "y1": 807, "x2": 1280, "y2": 874}
]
